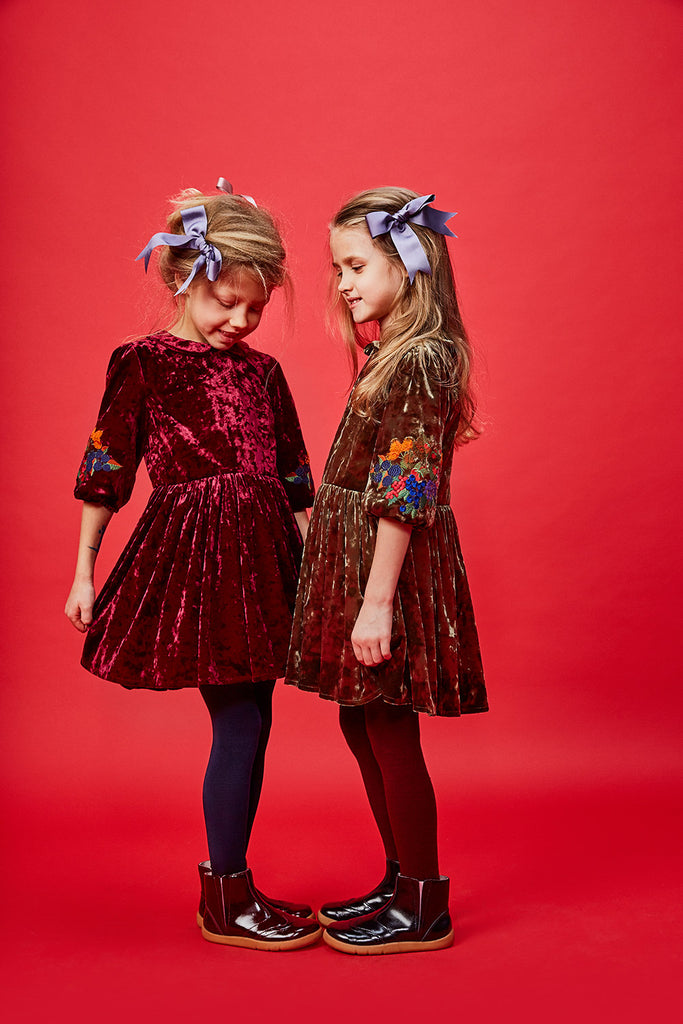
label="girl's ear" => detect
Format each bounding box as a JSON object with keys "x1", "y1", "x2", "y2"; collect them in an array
[{"x1": 174, "y1": 272, "x2": 187, "y2": 293}]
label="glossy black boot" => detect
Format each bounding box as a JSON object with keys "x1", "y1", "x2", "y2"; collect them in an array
[
  {"x1": 323, "y1": 873, "x2": 453, "y2": 954},
  {"x1": 196, "y1": 861, "x2": 314, "y2": 926},
  {"x1": 317, "y1": 858, "x2": 400, "y2": 925},
  {"x1": 201, "y1": 867, "x2": 322, "y2": 950}
]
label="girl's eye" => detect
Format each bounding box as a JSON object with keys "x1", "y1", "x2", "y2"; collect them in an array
[{"x1": 352, "y1": 266, "x2": 363, "y2": 273}]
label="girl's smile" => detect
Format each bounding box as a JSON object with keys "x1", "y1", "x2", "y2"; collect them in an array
[
  {"x1": 330, "y1": 225, "x2": 404, "y2": 329},
  {"x1": 172, "y1": 269, "x2": 268, "y2": 349}
]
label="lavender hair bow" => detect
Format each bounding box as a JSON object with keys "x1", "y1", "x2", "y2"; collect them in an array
[
  {"x1": 216, "y1": 177, "x2": 257, "y2": 208},
  {"x1": 135, "y1": 205, "x2": 221, "y2": 295},
  {"x1": 365, "y1": 194, "x2": 456, "y2": 283}
]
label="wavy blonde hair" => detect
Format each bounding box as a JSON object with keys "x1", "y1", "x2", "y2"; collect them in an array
[
  {"x1": 157, "y1": 189, "x2": 289, "y2": 300},
  {"x1": 329, "y1": 186, "x2": 478, "y2": 445}
]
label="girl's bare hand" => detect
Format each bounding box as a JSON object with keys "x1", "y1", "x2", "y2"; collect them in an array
[
  {"x1": 351, "y1": 599, "x2": 394, "y2": 666},
  {"x1": 65, "y1": 580, "x2": 96, "y2": 633}
]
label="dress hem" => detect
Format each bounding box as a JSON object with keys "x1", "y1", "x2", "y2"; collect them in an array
[
  {"x1": 82, "y1": 660, "x2": 284, "y2": 690},
  {"x1": 284, "y1": 679, "x2": 489, "y2": 718}
]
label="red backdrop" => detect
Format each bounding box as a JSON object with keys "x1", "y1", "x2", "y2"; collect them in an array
[{"x1": 1, "y1": 1, "x2": 681, "y2": 1020}]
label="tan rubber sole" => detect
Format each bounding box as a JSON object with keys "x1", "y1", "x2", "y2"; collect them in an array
[
  {"x1": 323, "y1": 928, "x2": 454, "y2": 955},
  {"x1": 317, "y1": 911, "x2": 336, "y2": 926},
  {"x1": 201, "y1": 922, "x2": 322, "y2": 951}
]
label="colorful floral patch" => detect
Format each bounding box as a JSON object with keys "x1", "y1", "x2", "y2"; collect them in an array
[
  {"x1": 285, "y1": 454, "x2": 313, "y2": 489},
  {"x1": 369, "y1": 435, "x2": 442, "y2": 520},
  {"x1": 76, "y1": 429, "x2": 123, "y2": 487}
]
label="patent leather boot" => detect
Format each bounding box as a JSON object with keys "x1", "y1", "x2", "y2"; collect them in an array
[
  {"x1": 196, "y1": 861, "x2": 314, "y2": 926},
  {"x1": 201, "y1": 867, "x2": 322, "y2": 950},
  {"x1": 323, "y1": 873, "x2": 453, "y2": 954},
  {"x1": 317, "y1": 858, "x2": 399, "y2": 925}
]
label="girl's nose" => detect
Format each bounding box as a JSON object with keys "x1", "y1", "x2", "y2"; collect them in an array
[
  {"x1": 338, "y1": 273, "x2": 349, "y2": 292},
  {"x1": 229, "y1": 306, "x2": 248, "y2": 328}
]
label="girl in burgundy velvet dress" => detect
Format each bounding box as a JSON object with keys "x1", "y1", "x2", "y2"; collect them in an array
[
  {"x1": 65, "y1": 187, "x2": 321, "y2": 951},
  {"x1": 286, "y1": 188, "x2": 488, "y2": 954}
]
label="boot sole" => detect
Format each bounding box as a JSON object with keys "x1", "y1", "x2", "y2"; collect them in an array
[
  {"x1": 323, "y1": 928, "x2": 454, "y2": 955},
  {"x1": 201, "y1": 923, "x2": 322, "y2": 951}
]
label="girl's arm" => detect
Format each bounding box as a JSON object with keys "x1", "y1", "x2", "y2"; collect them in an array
[
  {"x1": 351, "y1": 518, "x2": 412, "y2": 666},
  {"x1": 294, "y1": 508, "x2": 309, "y2": 542},
  {"x1": 64, "y1": 502, "x2": 113, "y2": 632}
]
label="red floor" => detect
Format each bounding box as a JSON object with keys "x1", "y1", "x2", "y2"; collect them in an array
[{"x1": 3, "y1": 774, "x2": 680, "y2": 1023}]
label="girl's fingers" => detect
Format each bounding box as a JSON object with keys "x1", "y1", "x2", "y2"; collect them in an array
[
  {"x1": 352, "y1": 638, "x2": 390, "y2": 666},
  {"x1": 368, "y1": 642, "x2": 383, "y2": 666}
]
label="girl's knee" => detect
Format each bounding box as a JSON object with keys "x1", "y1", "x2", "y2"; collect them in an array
[
  {"x1": 339, "y1": 704, "x2": 369, "y2": 748},
  {"x1": 364, "y1": 701, "x2": 421, "y2": 758}
]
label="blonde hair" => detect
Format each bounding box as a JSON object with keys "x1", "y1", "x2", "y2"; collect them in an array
[
  {"x1": 157, "y1": 189, "x2": 288, "y2": 300},
  {"x1": 329, "y1": 186, "x2": 478, "y2": 445}
]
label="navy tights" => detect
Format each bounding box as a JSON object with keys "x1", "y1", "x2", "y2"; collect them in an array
[{"x1": 200, "y1": 681, "x2": 275, "y2": 876}]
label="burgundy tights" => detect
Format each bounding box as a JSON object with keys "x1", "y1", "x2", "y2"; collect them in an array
[{"x1": 339, "y1": 700, "x2": 439, "y2": 879}]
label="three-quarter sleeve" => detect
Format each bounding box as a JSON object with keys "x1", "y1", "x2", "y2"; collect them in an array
[
  {"x1": 363, "y1": 349, "x2": 451, "y2": 529},
  {"x1": 74, "y1": 344, "x2": 147, "y2": 512},
  {"x1": 265, "y1": 361, "x2": 315, "y2": 512}
]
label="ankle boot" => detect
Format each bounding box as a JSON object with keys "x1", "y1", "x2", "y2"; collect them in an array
[
  {"x1": 201, "y1": 867, "x2": 322, "y2": 950},
  {"x1": 196, "y1": 861, "x2": 314, "y2": 926},
  {"x1": 318, "y1": 858, "x2": 399, "y2": 925},
  {"x1": 323, "y1": 873, "x2": 453, "y2": 954}
]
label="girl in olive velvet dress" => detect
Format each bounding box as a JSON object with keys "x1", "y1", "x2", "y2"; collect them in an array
[
  {"x1": 286, "y1": 188, "x2": 488, "y2": 955},
  {"x1": 65, "y1": 186, "x2": 321, "y2": 951}
]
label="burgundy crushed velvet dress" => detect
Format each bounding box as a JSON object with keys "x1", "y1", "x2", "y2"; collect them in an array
[
  {"x1": 74, "y1": 331, "x2": 314, "y2": 689},
  {"x1": 285, "y1": 343, "x2": 487, "y2": 717}
]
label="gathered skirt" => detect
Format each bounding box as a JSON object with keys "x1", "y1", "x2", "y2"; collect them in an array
[
  {"x1": 82, "y1": 472, "x2": 303, "y2": 689},
  {"x1": 285, "y1": 483, "x2": 488, "y2": 717}
]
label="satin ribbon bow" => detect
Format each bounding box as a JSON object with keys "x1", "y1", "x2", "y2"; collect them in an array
[
  {"x1": 365, "y1": 194, "x2": 456, "y2": 283},
  {"x1": 216, "y1": 176, "x2": 257, "y2": 208},
  {"x1": 136, "y1": 205, "x2": 222, "y2": 295}
]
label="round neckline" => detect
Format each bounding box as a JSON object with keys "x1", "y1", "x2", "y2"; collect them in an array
[{"x1": 152, "y1": 330, "x2": 250, "y2": 358}]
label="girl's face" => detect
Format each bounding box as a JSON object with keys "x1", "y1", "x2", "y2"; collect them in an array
[
  {"x1": 173, "y1": 268, "x2": 268, "y2": 349},
  {"x1": 331, "y1": 225, "x2": 404, "y2": 329}
]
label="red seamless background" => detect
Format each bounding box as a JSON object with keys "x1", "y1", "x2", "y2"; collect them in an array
[{"x1": 1, "y1": 1, "x2": 682, "y2": 1021}]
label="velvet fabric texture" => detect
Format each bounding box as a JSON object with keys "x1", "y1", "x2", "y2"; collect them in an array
[
  {"x1": 286, "y1": 344, "x2": 487, "y2": 717},
  {"x1": 74, "y1": 331, "x2": 314, "y2": 689}
]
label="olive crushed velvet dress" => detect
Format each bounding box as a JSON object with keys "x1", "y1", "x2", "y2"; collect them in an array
[
  {"x1": 74, "y1": 331, "x2": 314, "y2": 690},
  {"x1": 285, "y1": 343, "x2": 487, "y2": 717}
]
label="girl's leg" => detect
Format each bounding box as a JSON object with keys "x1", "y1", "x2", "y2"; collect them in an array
[
  {"x1": 199, "y1": 683, "x2": 263, "y2": 876},
  {"x1": 363, "y1": 700, "x2": 439, "y2": 880},
  {"x1": 322, "y1": 701, "x2": 451, "y2": 952},
  {"x1": 339, "y1": 704, "x2": 398, "y2": 861},
  {"x1": 318, "y1": 704, "x2": 399, "y2": 925},
  {"x1": 245, "y1": 680, "x2": 276, "y2": 846}
]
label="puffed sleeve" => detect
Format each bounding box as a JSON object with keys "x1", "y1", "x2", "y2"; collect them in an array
[
  {"x1": 265, "y1": 361, "x2": 315, "y2": 512},
  {"x1": 74, "y1": 343, "x2": 147, "y2": 512},
  {"x1": 363, "y1": 348, "x2": 452, "y2": 529}
]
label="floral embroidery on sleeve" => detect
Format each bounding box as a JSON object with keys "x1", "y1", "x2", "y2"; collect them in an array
[
  {"x1": 76, "y1": 429, "x2": 123, "y2": 487},
  {"x1": 369, "y1": 436, "x2": 442, "y2": 520},
  {"x1": 284, "y1": 454, "x2": 313, "y2": 489}
]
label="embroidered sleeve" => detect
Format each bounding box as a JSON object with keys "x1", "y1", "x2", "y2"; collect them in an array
[
  {"x1": 363, "y1": 349, "x2": 451, "y2": 528},
  {"x1": 367, "y1": 434, "x2": 442, "y2": 524},
  {"x1": 266, "y1": 361, "x2": 315, "y2": 511},
  {"x1": 74, "y1": 344, "x2": 147, "y2": 512}
]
